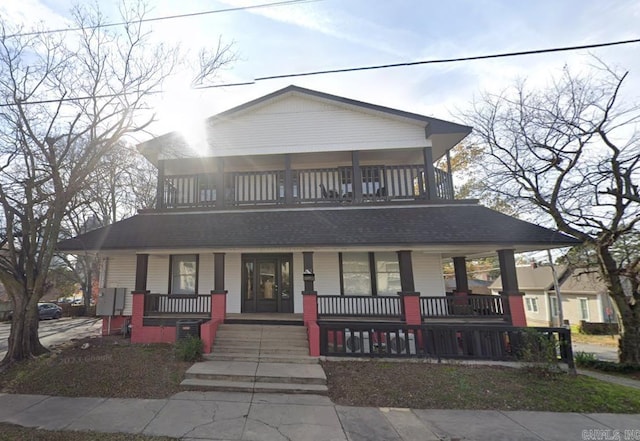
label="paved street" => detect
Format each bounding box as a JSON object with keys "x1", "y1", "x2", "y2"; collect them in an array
[
  {"x1": 573, "y1": 342, "x2": 618, "y2": 362},
  {"x1": 0, "y1": 317, "x2": 102, "y2": 360}
]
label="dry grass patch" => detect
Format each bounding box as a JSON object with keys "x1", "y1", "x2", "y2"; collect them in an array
[
  {"x1": 0, "y1": 423, "x2": 175, "y2": 441},
  {"x1": 0, "y1": 336, "x2": 192, "y2": 399},
  {"x1": 0, "y1": 423, "x2": 176, "y2": 441},
  {"x1": 322, "y1": 360, "x2": 640, "y2": 413}
]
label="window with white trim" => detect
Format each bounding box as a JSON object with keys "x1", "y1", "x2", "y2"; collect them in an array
[
  {"x1": 550, "y1": 296, "x2": 559, "y2": 317},
  {"x1": 579, "y1": 298, "x2": 590, "y2": 321},
  {"x1": 170, "y1": 254, "x2": 198, "y2": 295},
  {"x1": 525, "y1": 297, "x2": 538, "y2": 313},
  {"x1": 340, "y1": 252, "x2": 400, "y2": 296}
]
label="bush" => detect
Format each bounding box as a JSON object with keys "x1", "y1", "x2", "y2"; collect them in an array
[
  {"x1": 574, "y1": 355, "x2": 640, "y2": 373},
  {"x1": 514, "y1": 328, "x2": 563, "y2": 374},
  {"x1": 174, "y1": 336, "x2": 203, "y2": 362},
  {"x1": 578, "y1": 321, "x2": 619, "y2": 335},
  {"x1": 574, "y1": 351, "x2": 598, "y2": 366}
]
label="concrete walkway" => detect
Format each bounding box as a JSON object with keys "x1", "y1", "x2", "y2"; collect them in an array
[{"x1": 1, "y1": 391, "x2": 639, "y2": 441}]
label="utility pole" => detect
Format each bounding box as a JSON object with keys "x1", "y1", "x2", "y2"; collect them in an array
[{"x1": 547, "y1": 250, "x2": 565, "y2": 327}]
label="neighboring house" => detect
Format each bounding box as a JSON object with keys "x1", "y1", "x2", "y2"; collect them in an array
[
  {"x1": 489, "y1": 265, "x2": 615, "y2": 327},
  {"x1": 57, "y1": 85, "x2": 579, "y2": 356},
  {"x1": 444, "y1": 277, "x2": 492, "y2": 295}
]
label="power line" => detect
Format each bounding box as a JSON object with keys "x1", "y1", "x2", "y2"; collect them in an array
[
  {"x1": 4, "y1": 0, "x2": 321, "y2": 38},
  {"x1": 253, "y1": 37, "x2": 640, "y2": 81},
  {"x1": 1, "y1": 36, "x2": 639, "y2": 108}
]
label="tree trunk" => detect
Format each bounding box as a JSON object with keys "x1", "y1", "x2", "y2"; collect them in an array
[
  {"x1": 2, "y1": 289, "x2": 48, "y2": 365},
  {"x1": 597, "y1": 246, "x2": 640, "y2": 364}
]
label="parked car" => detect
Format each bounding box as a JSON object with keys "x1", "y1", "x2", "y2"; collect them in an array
[{"x1": 38, "y1": 303, "x2": 62, "y2": 320}]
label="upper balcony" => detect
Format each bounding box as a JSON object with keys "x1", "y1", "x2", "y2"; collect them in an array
[{"x1": 154, "y1": 149, "x2": 455, "y2": 211}]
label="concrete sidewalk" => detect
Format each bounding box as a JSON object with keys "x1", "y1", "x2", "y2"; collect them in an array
[{"x1": 1, "y1": 392, "x2": 639, "y2": 441}]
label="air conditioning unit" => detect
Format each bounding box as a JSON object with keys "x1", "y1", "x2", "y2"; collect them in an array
[
  {"x1": 388, "y1": 331, "x2": 416, "y2": 355},
  {"x1": 176, "y1": 319, "x2": 202, "y2": 340},
  {"x1": 345, "y1": 329, "x2": 370, "y2": 354}
]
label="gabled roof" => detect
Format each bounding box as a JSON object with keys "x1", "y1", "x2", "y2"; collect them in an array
[
  {"x1": 489, "y1": 265, "x2": 606, "y2": 294},
  {"x1": 138, "y1": 85, "x2": 472, "y2": 165},
  {"x1": 57, "y1": 204, "x2": 580, "y2": 255}
]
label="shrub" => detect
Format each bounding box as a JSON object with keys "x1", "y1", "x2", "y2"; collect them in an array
[
  {"x1": 514, "y1": 328, "x2": 563, "y2": 375},
  {"x1": 578, "y1": 321, "x2": 619, "y2": 335},
  {"x1": 574, "y1": 351, "x2": 598, "y2": 366},
  {"x1": 574, "y1": 356, "x2": 640, "y2": 373},
  {"x1": 174, "y1": 336, "x2": 203, "y2": 362}
]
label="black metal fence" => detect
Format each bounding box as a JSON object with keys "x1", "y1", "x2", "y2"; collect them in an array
[
  {"x1": 319, "y1": 322, "x2": 574, "y2": 368},
  {"x1": 317, "y1": 295, "x2": 403, "y2": 319}
]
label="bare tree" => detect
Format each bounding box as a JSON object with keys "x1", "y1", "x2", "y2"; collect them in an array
[
  {"x1": 463, "y1": 61, "x2": 640, "y2": 363},
  {"x1": 0, "y1": 2, "x2": 233, "y2": 365}
]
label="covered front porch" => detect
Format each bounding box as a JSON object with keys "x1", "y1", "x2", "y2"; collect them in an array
[{"x1": 126, "y1": 247, "x2": 528, "y2": 355}]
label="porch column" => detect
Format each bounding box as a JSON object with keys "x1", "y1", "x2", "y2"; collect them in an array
[
  {"x1": 131, "y1": 254, "x2": 149, "y2": 343},
  {"x1": 215, "y1": 158, "x2": 225, "y2": 209},
  {"x1": 284, "y1": 154, "x2": 294, "y2": 205},
  {"x1": 135, "y1": 254, "x2": 149, "y2": 292},
  {"x1": 302, "y1": 252, "x2": 317, "y2": 323},
  {"x1": 397, "y1": 250, "x2": 421, "y2": 325},
  {"x1": 351, "y1": 151, "x2": 363, "y2": 203},
  {"x1": 422, "y1": 146, "x2": 437, "y2": 200},
  {"x1": 302, "y1": 251, "x2": 319, "y2": 356},
  {"x1": 156, "y1": 160, "x2": 165, "y2": 210},
  {"x1": 497, "y1": 249, "x2": 526, "y2": 326},
  {"x1": 452, "y1": 256, "x2": 470, "y2": 294},
  {"x1": 211, "y1": 253, "x2": 227, "y2": 322}
]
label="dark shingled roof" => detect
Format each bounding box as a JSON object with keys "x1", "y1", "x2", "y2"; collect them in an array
[{"x1": 57, "y1": 205, "x2": 580, "y2": 252}]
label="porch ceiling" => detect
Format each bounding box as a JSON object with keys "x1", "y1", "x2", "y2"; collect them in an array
[{"x1": 57, "y1": 204, "x2": 580, "y2": 255}]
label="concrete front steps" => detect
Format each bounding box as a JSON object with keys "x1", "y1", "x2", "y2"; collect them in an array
[{"x1": 180, "y1": 324, "x2": 327, "y2": 394}]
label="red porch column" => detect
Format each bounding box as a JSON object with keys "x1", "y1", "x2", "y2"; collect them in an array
[
  {"x1": 130, "y1": 290, "x2": 148, "y2": 343},
  {"x1": 211, "y1": 290, "x2": 227, "y2": 322},
  {"x1": 303, "y1": 291, "x2": 318, "y2": 326},
  {"x1": 400, "y1": 292, "x2": 421, "y2": 326}
]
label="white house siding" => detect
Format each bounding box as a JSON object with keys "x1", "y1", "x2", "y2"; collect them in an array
[
  {"x1": 293, "y1": 252, "x2": 304, "y2": 314},
  {"x1": 105, "y1": 254, "x2": 136, "y2": 316},
  {"x1": 146, "y1": 255, "x2": 169, "y2": 293},
  {"x1": 182, "y1": 94, "x2": 429, "y2": 158},
  {"x1": 198, "y1": 253, "x2": 215, "y2": 294},
  {"x1": 314, "y1": 253, "x2": 341, "y2": 296},
  {"x1": 412, "y1": 253, "x2": 446, "y2": 296},
  {"x1": 225, "y1": 253, "x2": 242, "y2": 313},
  {"x1": 524, "y1": 291, "x2": 550, "y2": 326}
]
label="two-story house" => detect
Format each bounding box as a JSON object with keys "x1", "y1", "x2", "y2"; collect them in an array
[{"x1": 57, "y1": 85, "x2": 580, "y2": 357}]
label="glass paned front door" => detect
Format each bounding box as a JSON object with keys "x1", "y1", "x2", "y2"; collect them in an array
[{"x1": 242, "y1": 254, "x2": 293, "y2": 313}]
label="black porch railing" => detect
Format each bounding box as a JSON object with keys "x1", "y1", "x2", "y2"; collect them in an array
[
  {"x1": 317, "y1": 295, "x2": 403, "y2": 319},
  {"x1": 143, "y1": 293, "x2": 211, "y2": 315},
  {"x1": 318, "y1": 322, "x2": 574, "y2": 368},
  {"x1": 420, "y1": 295, "x2": 506, "y2": 319}
]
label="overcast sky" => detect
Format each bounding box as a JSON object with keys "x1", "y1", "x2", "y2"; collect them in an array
[{"x1": 2, "y1": 0, "x2": 640, "y2": 140}]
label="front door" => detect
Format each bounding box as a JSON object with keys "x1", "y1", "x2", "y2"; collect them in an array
[{"x1": 242, "y1": 254, "x2": 293, "y2": 313}]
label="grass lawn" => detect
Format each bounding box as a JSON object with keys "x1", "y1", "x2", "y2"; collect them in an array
[
  {"x1": 2, "y1": 335, "x2": 639, "y2": 415},
  {"x1": 322, "y1": 360, "x2": 640, "y2": 413},
  {"x1": 0, "y1": 423, "x2": 176, "y2": 441},
  {"x1": 0, "y1": 336, "x2": 192, "y2": 399}
]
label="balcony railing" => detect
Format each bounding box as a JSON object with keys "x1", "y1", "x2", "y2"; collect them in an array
[
  {"x1": 161, "y1": 164, "x2": 454, "y2": 209},
  {"x1": 317, "y1": 295, "x2": 403, "y2": 319},
  {"x1": 143, "y1": 293, "x2": 211, "y2": 315},
  {"x1": 420, "y1": 295, "x2": 506, "y2": 319}
]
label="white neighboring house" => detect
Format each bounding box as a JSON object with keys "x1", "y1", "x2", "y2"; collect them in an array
[
  {"x1": 489, "y1": 265, "x2": 615, "y2": 327},
  {"x1": 57, "y1": 85, "x2": 579, "y2": 349}
]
